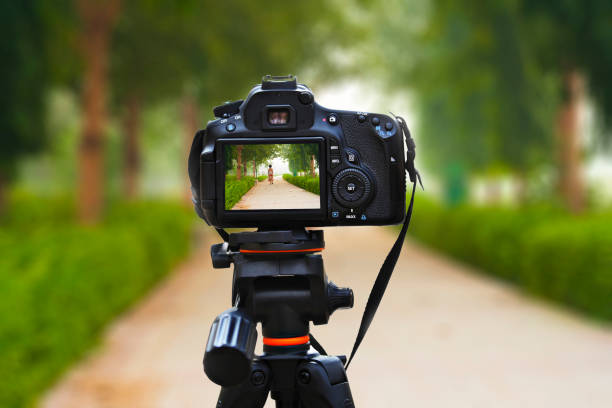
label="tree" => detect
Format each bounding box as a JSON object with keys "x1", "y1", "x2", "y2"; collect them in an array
[
  {"x1": 519, "y1": 0, "x2": 612, "y2": 212},
  {"x1": 286, "y1": 144, "x2": 318, "y2": 176},
  {"x1": 107, "y1": 0, "x2": 357, "y2": 200},
  {"x1": 376, "y1": 0, "x2": 555, "y2": 204},
  {"x1": 110, "y1": 0, "x2": 196, "y2": 198},
  {"x1": 377, "y1": 0, "x2": 612, "y2": 209},
  {"x1": 76, "y1": 0, "x2": 121, "y2": 223},
  {"x1": 0, "y1": 2, "x2": 50, "y2": 211}
]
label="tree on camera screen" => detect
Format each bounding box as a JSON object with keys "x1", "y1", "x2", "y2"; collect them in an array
[{"x1": 224, "y1": 143, "x2": 320, "y2": 210}]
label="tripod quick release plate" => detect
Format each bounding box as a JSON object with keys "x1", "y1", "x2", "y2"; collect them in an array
[{"x1": 229, "y1": 229, "x2": 324, "y2": 255}]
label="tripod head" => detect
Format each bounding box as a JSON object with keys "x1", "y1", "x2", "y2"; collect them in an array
[{"x1": 205, "y1": 229, "x2": 353, "y2": 387}]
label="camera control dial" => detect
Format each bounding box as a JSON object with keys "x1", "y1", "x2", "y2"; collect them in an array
[{"x1": 331, "y1": 168, "x2": 373, "y2": 208}]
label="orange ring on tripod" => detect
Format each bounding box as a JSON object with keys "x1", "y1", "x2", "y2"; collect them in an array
[{"x1": 263, "y1": 335, "x2": 310, "y2": 346}]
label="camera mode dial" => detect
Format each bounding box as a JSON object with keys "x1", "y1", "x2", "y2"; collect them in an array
[{"x1": 331, "y1": 168, "x2": 373, "y2": 208}]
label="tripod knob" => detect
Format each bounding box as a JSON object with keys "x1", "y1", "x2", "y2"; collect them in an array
[
  {"x1": 327, "y1": 281, "x2": 354, "y2": 315},
  {"x1": 211, "y1": 242, "x2": 231, "y2": 268},
  {"x1": 204, "y1": 308, "x2": 257, "y2": 386}
]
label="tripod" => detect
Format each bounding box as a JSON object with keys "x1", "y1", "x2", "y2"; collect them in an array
[{"x1": 204, "y1": 229, "x2": 355, "y2": 407}]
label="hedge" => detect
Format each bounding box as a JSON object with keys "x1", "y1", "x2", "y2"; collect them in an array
[
  {"x1": 257, "y1": 175, "x2": 268, "y2": 182},
  {"x1": 282, "y1": 174, "x2": 320, "y2": 195},
  {"x1": 408, "y1": 197, "x2": 612, "y2": 321},
  {"x1": 0, "y1": 193, "x2": 195, "y2": 407},
  {"x1": 225, "y1": 175, "x2": 256, "y2": 209}
]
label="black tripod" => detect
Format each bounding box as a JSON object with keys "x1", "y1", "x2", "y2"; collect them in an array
[{"x1": 204, "y1": 229, "x2": 355, "y2": 407}]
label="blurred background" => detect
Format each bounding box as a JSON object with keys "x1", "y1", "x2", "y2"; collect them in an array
[{"x1": 2, "y1": 0, "x2": 611, "y2": 407}]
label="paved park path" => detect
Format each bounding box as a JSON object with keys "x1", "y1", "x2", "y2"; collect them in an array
[
  {"x1": 232, "y1": 176, "x2": 319, "y2": 210},
  {"x1": 41, "y1": 227, "x2": 612, "y2": 408}
]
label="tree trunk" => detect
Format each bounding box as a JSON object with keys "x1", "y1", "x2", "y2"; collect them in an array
[
  {"x1": 123, "y1": 95, "x2": 141, "y2": 199},
  {"x1": 236, "y1": 146, "x2": 242, "y2": 180},
  {"x1": 76, "y1": 0, "x2": 120, "y2": 223},
  {"x1": 557, "y1": 68, "x2": 585, "y2": 213},
  {"x1": 182, "y1": 95, "x2": 198, "y2": 203},
  {"x1": 253, "y1": 161, "x2": 256, "y2": 177},
  {"x1": 310, "y1": 154, "x2": 315, "y2": 177}
]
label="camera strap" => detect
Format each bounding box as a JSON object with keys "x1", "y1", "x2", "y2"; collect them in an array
[
  {"x1": 344, "y1": 115, "x2": 421, "y2": 369},
  {"x1": 344, "y1": 180, "x2": 417, "y2": 369}
]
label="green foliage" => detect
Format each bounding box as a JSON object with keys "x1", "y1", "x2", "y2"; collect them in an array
[
  {"x1": 283, "y1": 174, "x2": 320, "y2": 195},
  {"x1": 409, "y1": 197, "x2": 612, "y2": 320},
  {"x1": 380, "y1": 0, "x2": 554, "y2": 181},
  {"x1": 258, "y1": 175, "x2": 268, "y2": 182},
  {"x1": 110, "y1": 1, "x2": 202, "y2": 109},
  {"x1": 522, "y1": 0, "x2": 612, "y2": 135},
  {"x1": 284, "y1": 144, "x2": 319, "y2": 176},
  {"x1": 225, "y1": 175, "x2": 256, "y2": 209},
  {"x1": 0, "y1": 194, "x2": 195, "y2": 407},
  {"x1": 0, "y1": 2, "x2": 49, "y2": 180},
  {"x1": 224, "y1": 145, "x2": 282, "y2": 177}
]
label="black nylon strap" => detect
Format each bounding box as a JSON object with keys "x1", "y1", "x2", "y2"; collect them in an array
[
  {"x1": 309, "y1": 333, "x2": 327, "y2": 356},
  {"x1": 345, "y1": 181, "x2": 417, "y2": 369},
  {"x1": 344, "y1": 114, "x2": 420, "y2": 370},
  {"x1": 215, "y1": 228, "x2": 230, "y2": 242}
]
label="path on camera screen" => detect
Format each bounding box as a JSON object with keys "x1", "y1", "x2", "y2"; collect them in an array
[
  {"x1": 231, "y1": 176, "x2": 319, "y2": 210},
  {"x1": 41, "y1": 227, "x2": 612, "y2": 408}
]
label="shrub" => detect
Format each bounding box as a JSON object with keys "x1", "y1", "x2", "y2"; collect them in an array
[
  {"x1": 0, "y1": 196, "x2": 195, "y2": 407},
  {"x1": 225, "y1": 175, "x2": 256, "y2": 209},
  {"x1": 257, "y1": 175, "x2": 267, "y2": 182},
  {"x1": 408, "y1": 197, "x2": 612, "y2": 320},
  {"x1": 282, "y1": 174, "x2": 320, "y2": 195}
]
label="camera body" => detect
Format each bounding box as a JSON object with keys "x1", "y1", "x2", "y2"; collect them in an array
[{"x1": 188, "y1": 75, "x2": 407, "y2": 228}]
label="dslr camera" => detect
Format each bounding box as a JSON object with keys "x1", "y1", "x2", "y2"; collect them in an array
[{"x1": 188, "y1": 75, "x2": 407, "y2": 228}]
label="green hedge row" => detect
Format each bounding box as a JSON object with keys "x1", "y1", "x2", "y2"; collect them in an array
[
  {"x1": 0, "y1": 194, "x2": 195, "y2": 407},
  {"x1": 409, "y1": 197, "x2": 612, "y2": 320},
  {"x1": 225, "y1": 175, "x2": 256, "y2": 210},
  {"x1": 257, "y1": 175, "x2": 268, "y2": 182},
  {"x1": 282, "y1": 174, "x2": 320, "y2": 195}
]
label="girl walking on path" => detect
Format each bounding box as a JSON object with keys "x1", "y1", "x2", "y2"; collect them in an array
[{"x1": 268, "y1": 164, "x2": 274, "y2": 184}]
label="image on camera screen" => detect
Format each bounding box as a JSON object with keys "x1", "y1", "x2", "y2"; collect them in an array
[{"x1": 224, "y1": 143, "x2": 320, "y2": 211}]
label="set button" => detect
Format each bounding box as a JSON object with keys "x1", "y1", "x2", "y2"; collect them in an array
[{"x1": 226, "y1": 123, "x2": 236, "y2": 132}]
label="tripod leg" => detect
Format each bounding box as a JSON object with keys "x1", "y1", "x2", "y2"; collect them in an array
[
  {"x1": 295, "y1": 355, "x2": 355, "y2": 408},
  {"x1": 216, "y1": 360, "x2": 271, "y2": 408}
]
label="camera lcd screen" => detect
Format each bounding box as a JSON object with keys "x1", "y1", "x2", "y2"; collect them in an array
[
  {"x1": 224, "y1": 143, "x2": 320, "y2": 211},
  {"x1": 267, "y1": 108, "x2": 290, "y2": 125}
]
